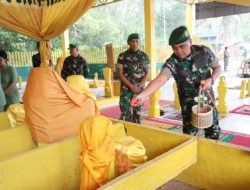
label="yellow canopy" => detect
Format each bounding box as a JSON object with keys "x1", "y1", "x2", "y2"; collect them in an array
[
  {"x1": 179, "y1": 0, "x2": 250, "y2": 6},
  {"x1": 217, "y1": 0, "x2": 250, "y2": 6}
]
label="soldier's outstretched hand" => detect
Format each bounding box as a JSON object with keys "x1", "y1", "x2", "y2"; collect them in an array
[
  {"x1": 130, "y1": 95, "x2": 144, "y2": 107},
  {"x1": 201, "y1": 78, "x2": 213, "y2": 91}
]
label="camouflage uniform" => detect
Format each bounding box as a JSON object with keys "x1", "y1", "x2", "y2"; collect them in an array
[
  {"x1": 61, "y1": 55, "x2": 89, "y2": 80},
  {"x1": 161, "y1": 45, "x2": 220, "y2": 139},
  {"x1": 117, "y1": 49, "x2": 150, "y2": 124}
]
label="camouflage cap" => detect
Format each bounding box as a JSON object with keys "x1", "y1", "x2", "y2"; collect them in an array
[
  {"x1": 127, "y1": 33, "x2": 140, "y2": 43},
  {"x1": 169, "y1": 26, "x2": 190, "y2": 46}
]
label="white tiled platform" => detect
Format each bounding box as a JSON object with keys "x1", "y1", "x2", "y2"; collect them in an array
[{"x1": 220, "y1": 114, "x2": 250, "y2": 135}]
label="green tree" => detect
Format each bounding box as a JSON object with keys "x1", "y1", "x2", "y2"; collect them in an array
[
  {"x1": 0, "y1": 27, "x2": 36, "y2": 52},
  {"x1": 0, "y1": 0, "x2": 187, "y2": 51},
  {"x1": 0, "y1": 27, "x2": 61, "y2": 52},
  {"x1": 155, "y1": 0, "x2": 186, "y2": 45}
]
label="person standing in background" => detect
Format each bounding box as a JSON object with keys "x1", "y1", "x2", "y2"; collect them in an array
[
  {"x1": 61, "y1": 44, "x2": 89, "y2": 80},
  {"x1": 117, "y1": 33, "x2": 150, "y2": 124},
  {"x1": 0, "y1": 50, "x2": 19, "y2": 110}
]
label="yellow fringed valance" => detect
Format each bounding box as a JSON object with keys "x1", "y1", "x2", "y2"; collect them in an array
[{"x1": 0, "y1": 0, "x2": 96, "y2": 66}]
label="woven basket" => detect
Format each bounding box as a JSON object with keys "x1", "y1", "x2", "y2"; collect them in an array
[{"x1": 191, "y1": 104, "x2": 213, "y2": 129}]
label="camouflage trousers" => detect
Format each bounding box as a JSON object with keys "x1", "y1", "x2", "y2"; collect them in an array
[
  {"x1": 119, "y1": 91, "x2": 142, "y2": 124},
  {"x1": 224, "y1": 58, "x2": 229, "y2": 71},
  {"x1": 180, "y1": 93, "x2": 221, "y2": 140}
]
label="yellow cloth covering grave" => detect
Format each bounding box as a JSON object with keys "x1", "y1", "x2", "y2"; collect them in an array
[
  {"x1": 66, "y1": 75, "x2": 96, "y2": 100},
  {"x1": 80, "y1": 115, "x2": 115, "y2": 190},
  {"x1": 115, "y1": 136, "x2": 148, "y2": 175},
  {"x1": 23, "y1": 67, "x2": 99, "y2": 144}
]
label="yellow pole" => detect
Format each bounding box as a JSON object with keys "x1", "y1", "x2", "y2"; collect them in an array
[
  {"x1": 61, "y1": 29, "x2": 69, "y2": 59},
  {"x1": 18, "y1": 76, "x2": 22, "y2": 90},
  {"x1": 248, "y1": 79, "x2": 250, "y2": 96},
  {"x1": 144, "y1": 0, "x2": 159, "y2": 117},
  {"x1": 144, "y1": 0, "x2": 156, "y2": 79},
  {"x1": 240, "y1": 80, "x2": 247, "y2": 99},
  {"x1": 186, "y1": 4, "x2": 194, "y2": 37}
]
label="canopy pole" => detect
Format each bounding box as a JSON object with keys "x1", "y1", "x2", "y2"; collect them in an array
[
  {"x1": 186, "y1": 3, "x2": 195, "y2": 36},
  {"x1": 61, "y1": 29, "x2": 69, "y2": 59},
  {"x1": 144, "y1": 0, "x2": 156, "y2": 80},
  {"x1": 144, "y1": 0, "x2": 160, "y2": 117}
]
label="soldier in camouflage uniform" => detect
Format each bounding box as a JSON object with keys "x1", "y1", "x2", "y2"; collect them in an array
[
  {"x1": 61, "y1": 44, "x2": 89, "y2": 80},
  {"x1": 117, "y1": 33, "x2": 150, "y2": 124},
  {"x1": 224, "y1": 47, "x2": 230, "y2": 71},
  {"x1": 131, "y1": 26, "x2": 222, "y2": 139}
]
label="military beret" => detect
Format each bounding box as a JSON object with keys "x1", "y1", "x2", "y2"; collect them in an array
[
  {"x1": 127, "y1": 33, "x2": 140, "y2": 43},
  {"x1": 169, "y1": 26, "x2": 190, "y2": 45},
  {"x1": 68, "y1": 44, "x2": 78, "y2": 50}
]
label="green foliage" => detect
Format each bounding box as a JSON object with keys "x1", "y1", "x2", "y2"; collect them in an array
[
  {"x1": 0, "y1": 0, "x2": 186, "y2": 51},
  {"x1": 0, "y1": 27, "x2": 61, "y2": 52},
  {"x1": 0, "y1": 27, "x2": 36, "y2": 52},
  {"x1": 238, "y1": 14, "x2": 250, "y2": 42},
  {"x1": 196, "y1": 13, "x2": 250, "y2": 47},
  {"x1": 2, "y1": 0, "x2": 250, "y2": 53},
  {"x1": 70, "y1": 0, "x2": 145, "y2": 48},
  {"x1": 155, "y1": 0, "x2": 186, "y2": 45},
  {"x1": 70, "y1": 0, "x2": 186, "y2": 48}
]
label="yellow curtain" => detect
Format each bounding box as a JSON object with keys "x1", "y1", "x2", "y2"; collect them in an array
[
  {"x1": 0, "y1": 0, "x2": 96, "y2": 66},
  {"x1": 80, "y1": 115, "x2": 115, "y2": 190}
]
